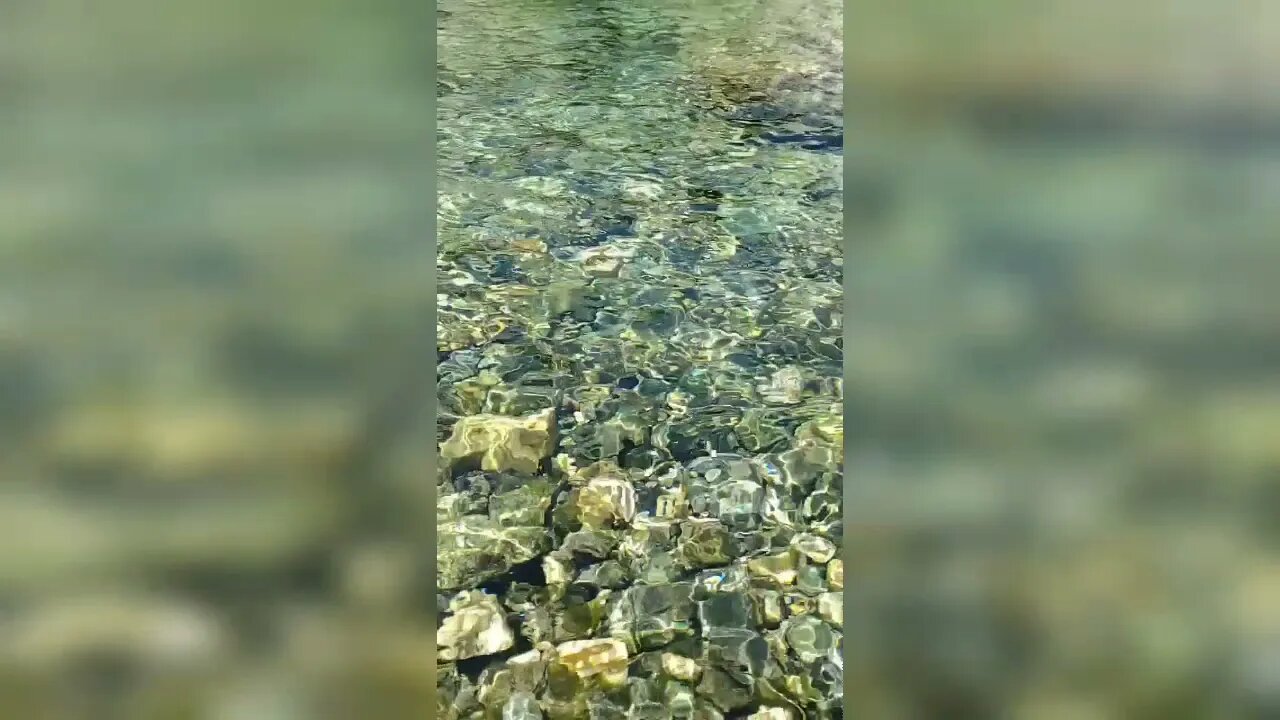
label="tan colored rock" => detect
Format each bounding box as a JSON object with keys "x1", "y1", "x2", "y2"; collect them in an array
[
  {"x1": 661, "y1": 652, "x2": 702, "y2": 682},
  {"x1": 750, "y1": 707, "x2": 795, "y2": 720},
  {"x1": 747, "y1": 551, "x2": 797, "y2": 585},
  {"x1": 760, "y1": 366, "x2": 809, "y2": 404},
  {"x1": 653, "y1": 486, "x2": 687, "y2": 518},
  {"x1": 818, "y1": 592, "x2": 843, "y2": 629},
  {"x1": 439, "y1": 408, "x2": 557, "y2": 474},
  {"x1": 542, "y1": 553, "x2": 574, "y2": 588},
  {"x1": 553, "y1": 638, "x2": 629, "y2": 686},
  {"x1": 575, "y1": 244, "x2": 634, "y2": 279},
  {"x1": 796, "y1": 413, "x2": 843, "y2": 448},
  {"x1": 793, "y1": 534, "x2": 837, "y2": 564},
  {"x1": 622, "y1": 178, "x2": 663, "y2": 202},
  {"x1": 437, "y1": 591, "x2": 514, "y2": 661},
  {"x1": 577, "y1": 476, "x2": 637, "y2": 528},
  {"x1": 784, "y1": 593, "x2": 814, "y2": 617},
  {"x1": 511, "y1": 237, "x2": 547, "y2": 254},
  {"x1": 583, "y1": 255, "x2": 621, "y2": 278},
  {"x1": 827, "y1": 559, "x2": 844, "y2": 590}
]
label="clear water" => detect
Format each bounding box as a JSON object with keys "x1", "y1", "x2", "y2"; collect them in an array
[
  {"x1": 436, "y1": 0, "x2": 843, "y2": 440},
  {"x1": 436, "y1": 0, "x2": 844, "y2": 716}
]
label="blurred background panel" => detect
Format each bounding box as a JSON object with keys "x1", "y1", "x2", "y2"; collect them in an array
[
  {"x1": 847, "y1": 1, "x2": 1280, "y2": 718},
  {"x1": 0, "y1": 1, "x2": 434, "y2": 718}
]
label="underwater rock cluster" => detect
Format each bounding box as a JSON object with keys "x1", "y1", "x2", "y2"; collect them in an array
[
  {"x1": 435, "y1": 215, "x2": 844, "y2": 716},
  {"x1": 436, "y1": 447, "x2": 844, "y2": 719},
  {"x1": 435, "y1": 186, "x2": 845, "y2": 718}
]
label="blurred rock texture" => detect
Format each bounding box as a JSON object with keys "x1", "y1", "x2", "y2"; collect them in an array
[
  {"x1": 0, "y1": 1, "x2": 434, "y2": 718},
  {"x1": 846, "y1": 1, "x2": 1280, "y2": 718}
]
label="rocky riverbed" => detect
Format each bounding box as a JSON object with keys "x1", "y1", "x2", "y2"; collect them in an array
[{"x1": 436, "y1": 0, "x2": 844, "y2": 718}]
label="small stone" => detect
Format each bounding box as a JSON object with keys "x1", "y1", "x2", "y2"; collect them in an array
[
  {"x1": 715, "y1": 479, "x2": 764, "y2": 530},
  {"x1": 747, "y1": 551, "x2": 796, "y2": 585},
  {"x1": 654, "y1": 486, "x2": 688, "y2": 518},
  {"x1": 637, "y1": 552, "x2": 681, "y2": 586},
  {"x1": 677, "y1": 519, "x2": 734, "y2": 568},
  {"x1": 438, "y1": 591, "x2": 515, "y2": 661},
  {"x1": 543, "y1": 553, "x2": 575, "y2": 588},
  {"x1": 696, "y1": 665, "x2": 752, "y2": 713},
  {"x1": 575, "y1": 560, "x2": 627, "y2": 590},
  {"x1": 749, "y1": 708, "x2": 794, "y2": 720},
  {"x1": 694, "y1": 563, "x2": 751, "y2": 595},
  {"x1": 560, "y1": 528, "x2": 619, "y2": 560},
  {"x1": 795, "y1": 563, "x2": 827, "y2": 595},
  {"x1": 827, "y1": 559, "x2": 843, "y2": 590},
  {"x1": 791, "y1": 533, "x2": 836, "y2": 564},
  {"x1": 759, "y1": 366, "x2": 809, "y2": 405},
  {"x1": 490, "y1": 481, "x2": 556, "y2": 527},
  {"x1": 664, "y1": 681, "x2": 696, "y2": 717},
  {"x1": 599, "y1": 413, "x2": 649, "y2": 457},
  {"x1": 801, "y1": 489, "x2": 840, "y2": 522},
  {"x1": 661, "y1": 652, "x2": 702, "y2": 682},
  {"x1": 554, "y1": 638, "x2": 629, "y2": 686},
  {"x1": 438, "y1": 518, "x2": 552, "y2": 591},
  {"x1": 610, "y1": 583, "x2": 697, "y2": 651},
  {"x1": 585, "y1": 256, "x2": 622, "y2": 278},
  {"x1": 698, "y1": 592, "x2": 754, "y2": 634},
  {"x1": 552, "y1": 594, "x2": 609, "y2": 641},
  {"x1": 507, "y1": 648, "x2": 544, "y2": 672},
  {"x1": 783, "y1": 593, "x2": 814, "y2": 617},
  {"x1": 511, "y1": 238, "x2": 548, "y2": 254},
  {"x1": 796, "y1": 414, "x2": 842, "y2": 448},
  {"x1": 440, "y1": 408, "x2": 557, "y2": 475},
  {"x1": 623, "y1": 178, "x2": 663, "y2": 202},
  {"x1": 520, "y1": 607, "x2": 554, "y2": 645},
  {"x1": 704, "y1": 626, "x2": 770, "y2": 684},
  {"x1": 751, "y1": 589, "x2": 785, "y2": 627},
  {"x1": 782, "y1": 616, "x2": 837, "y2": 664},
  {"x1": 576, "y1": 245, "x2": 634, "y2": 279},
  {"x1": 734, "y1": 409, "x2": 789, "y2": 453},
  {"x1": 503, "y1": 690, "x2": 544, "y2": 720},
  {"x1": 577, "y1": 476, "x2": 637, "y2": 527},
  {"x1": 817, "y1": 592, "x2": 843, "y2": 628},
  {"x1": 783, "y1": 674, "x2": 820, "y2": 708}
]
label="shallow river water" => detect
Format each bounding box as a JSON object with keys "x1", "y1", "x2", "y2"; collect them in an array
[{"x1": 436, "y1": 1, "x2": 845, "y2": 718}]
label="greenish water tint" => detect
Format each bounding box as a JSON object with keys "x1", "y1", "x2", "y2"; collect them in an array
[
  {"x1": 437, "y1": 0, "x2": 844, "y2": 717},
  {"x1": 0, "y1": 2, "x2": 436, "y2": 717}
]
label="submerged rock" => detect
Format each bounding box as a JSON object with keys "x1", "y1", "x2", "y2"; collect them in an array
[
  {"x1": 781, "y1": 615, "x2": 838, "y2": 664},
  {"x1": 503, "y1": 691, "x2": 545, "y2": 720},
  {"x1": 438, "y1": 516, "x2": 553, "y2": 590},
  {"x1": 826, "y1": 559, "x2": 843, "y2": 591},
  {"x1": 792, "y1": 533, "x2": 836, "y2": 564},
  {"x1": 438, "y1": 591, "x2": 515, "y2": 661},
  {"x1": 440, "y1": 407, "x2": 558, "y2": 475},
  {"x1": 662, "y1": 651, "x2": 702, "y2": 682},
  {"x1": 574, "y1": 475, "x2": 637, "y2": 528},
  {"x1": 552, "y1": 637, "x2": 630, "y2": 689},
  {"x1": 747, "y1": 551, "x2": 797, "y2": 585},
  {"x1": 817, "y1": 592, "x2": 842, "y2": 628}
]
